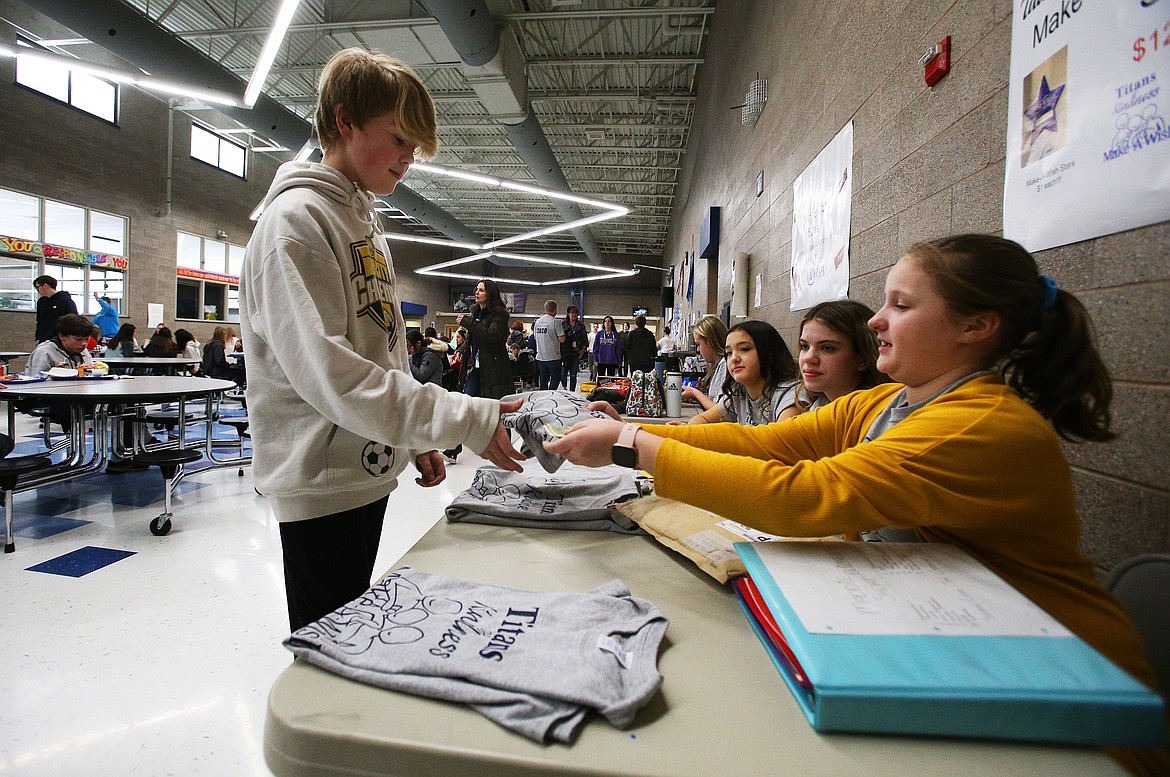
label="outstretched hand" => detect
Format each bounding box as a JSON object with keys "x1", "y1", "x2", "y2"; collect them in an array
[
  {"x1": 543, "y1": 417, "x2": 625, "y2": 468},
  {"x1": 414, "y1": 450, "x2": 446, "y2": 487},
  {"x1": 585, "y1": 400, "x2": 622, "y2": 420},
  {"x1": 476, "y1": 398, "x2": 527, "y2": 472}
]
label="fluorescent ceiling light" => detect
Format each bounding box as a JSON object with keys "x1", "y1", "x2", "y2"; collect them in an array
[
  {"x1": 243, "y1": 0, "x2": 301, "y2": 108},
  {"x1": 137, "y1": 78, "x2": 239, "y2": 107},
  {"x1": 402, "y1": 245, "x2": 637, "y2": 286},
  {"x1": 393, "y1": 163, "x2": 633, "y2": 285},
  {"x1": 251, "y1": 161, "x2": 634, "y2": 285},
  {"x1": 408, "y1": 162, "x2": 630, "y2": 254},
  {"x1": 36, "y1": 38, "x2": 89, "y2": 47}
]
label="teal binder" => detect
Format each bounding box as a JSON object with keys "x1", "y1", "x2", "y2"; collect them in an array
[{"x1": 735, "y1": 541, "x2": 1167, "y2": 748}]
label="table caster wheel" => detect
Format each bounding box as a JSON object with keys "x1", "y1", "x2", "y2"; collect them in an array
[{"x1": 150, "y1": 516, "x2": 173, "y2": 536}]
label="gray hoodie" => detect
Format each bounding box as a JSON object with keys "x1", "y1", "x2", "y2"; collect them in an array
[{"x1": 240, "y1": 161, "x2": 499, "y2": 522}]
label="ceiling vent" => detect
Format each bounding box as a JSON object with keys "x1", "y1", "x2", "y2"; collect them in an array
[{"x1": 585, "y1": 129, "x2": 607, "y2": 142}]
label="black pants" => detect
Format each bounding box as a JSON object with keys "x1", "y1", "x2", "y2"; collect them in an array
[{"x1": 278, "y1": 495, "x2": 389, "y2": 632}]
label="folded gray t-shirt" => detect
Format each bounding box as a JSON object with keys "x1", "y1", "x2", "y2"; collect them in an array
[
  {"x1": 285, "y1": 566, "x2": 669, "y2": 743},
  {"x1": 446, "y1": 458, "x2": 646, "y2": 534},
  {"x1": 501, "y1": 389, "x2": 612, "y2": 472}
]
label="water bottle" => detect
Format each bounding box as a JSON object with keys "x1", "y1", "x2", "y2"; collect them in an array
[{"x1": 664, "y1": 372, "x2": 682, "y2": 417}]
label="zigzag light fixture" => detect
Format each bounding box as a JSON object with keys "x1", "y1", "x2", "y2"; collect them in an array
[{"x1": 385, "y1": 163, "x2": 637, "y2": 285}]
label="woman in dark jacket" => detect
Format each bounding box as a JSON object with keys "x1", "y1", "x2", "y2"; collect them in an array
[{"x1": 456, "y1": 278, "x2": 512, "y2": 399}]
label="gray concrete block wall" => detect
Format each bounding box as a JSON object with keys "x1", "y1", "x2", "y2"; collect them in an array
[{"x1": 665, "y1": 0, "x2": 1169, "y2": 569}]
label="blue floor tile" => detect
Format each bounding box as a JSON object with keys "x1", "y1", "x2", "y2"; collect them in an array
[{"x1": 26, "y1": 546, "x2": 136, "y2": 577}]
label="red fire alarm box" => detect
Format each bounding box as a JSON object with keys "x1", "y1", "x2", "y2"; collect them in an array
[{"x1": 922, "y1": 36, "x2": 951, "y2": 87}]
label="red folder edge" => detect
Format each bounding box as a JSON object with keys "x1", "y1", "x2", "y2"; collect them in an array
[{"x1": 733, "y1": 575, "x2": 811, "y2": 688}]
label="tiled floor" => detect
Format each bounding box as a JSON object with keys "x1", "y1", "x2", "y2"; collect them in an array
[{"x1": 0, "y1": 410, "x2": 484, "y2": 776}]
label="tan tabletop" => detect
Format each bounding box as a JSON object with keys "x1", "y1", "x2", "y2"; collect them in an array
[{"x1": 264, "y1": 520, "x2": 1118, "y2": 777}]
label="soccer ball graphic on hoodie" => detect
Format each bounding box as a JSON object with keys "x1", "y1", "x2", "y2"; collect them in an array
[{"x1": 362, "y1": 442, "x2": 396, "y2": 477}]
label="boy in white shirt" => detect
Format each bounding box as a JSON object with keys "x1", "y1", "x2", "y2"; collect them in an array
[{"x1": 240, "y1": 48, "x2": 525, "y2": 631}]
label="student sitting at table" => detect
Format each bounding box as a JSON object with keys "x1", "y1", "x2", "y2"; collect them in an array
[
  {"x1": 685, "y1": 319, "x2": 798, "y2": 426},
  {"x1": 546, "y1": 234, "x2": 1167, "y2": 773},
  {"x1": 777, "y1": 299, "x2": 889, "y2": 421},
  {"x1": 104, "y1": 323, "x2": 140, "y2": 359},
  {"x1": 680, "y1": 315, "x2": 729, "y2": 413},
  {"x1": 26, "y1": 313, "x2": 95, "y2": 376},
  {"x1": 139, "y1": 325, "x2": 178, "y2": 375},
  {"x1": 175, "y1": 329, "x2": 201, "y2": 371},
  {"x1": 202, "y1": 326, "x2": 244, "y2": 385},
  {"x1": 143, "y1": 326, "x2": 178, "y2": 358}
]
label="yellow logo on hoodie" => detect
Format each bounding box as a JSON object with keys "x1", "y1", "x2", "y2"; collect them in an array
[{"x1": 349, "y1": 238, "x2": 398, "y2": 348}]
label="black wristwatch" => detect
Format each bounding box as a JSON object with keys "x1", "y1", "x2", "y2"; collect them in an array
[{"x1": 611, "y1": 423, "x2": 640, "y2": 468}]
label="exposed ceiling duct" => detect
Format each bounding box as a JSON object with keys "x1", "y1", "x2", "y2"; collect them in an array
[
  {"x1": 422, "y1": 0, "x2": 604, "y2": 265},
  {"x1": 19, "y1": 0, "x2": 483, "y2": 245}
]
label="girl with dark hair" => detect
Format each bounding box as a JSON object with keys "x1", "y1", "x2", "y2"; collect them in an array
[
  {"x1": 688, "y1": 319, "x2": 798, "y2": 426},
  {"x1": 456, "y1": 278, "x2": 512, "y2": 400},
  {"x1": 105, "y1": 323, "x2": 139, "y2": 358},
  {"x1": 549, "y1": 235, "x2": 1165, "y2": 774},
  {"x1": 143, "y1": 326, "x2": 178, "y2": 358},
  {"x1": 560, "y1": 305, "x2": 588, "y2": 392},
  {"x1": 778, "y1": 299, "x2": 888, "y2": 420},
  {"x1": 447, "y1": 280, "x2": 511, "y2": 464},
  {"x1": 174, "y1": 328, "x2": 201, "y2": 361}
]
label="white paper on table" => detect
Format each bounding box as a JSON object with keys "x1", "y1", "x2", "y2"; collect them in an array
[
  {"x1": 752, "y1": 542, "x2": 1071, "y2": 638},
  {"x1": 717, "y1": 519, "x2": 784, "y2": 543}
]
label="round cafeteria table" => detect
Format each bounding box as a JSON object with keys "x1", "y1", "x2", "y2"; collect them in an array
[
  {"x1": 99, "y1": 356, "x2": 201, "y2": 375},
  {"x1": 2, "y1": 374, "x2": 237, "y2": 490}
]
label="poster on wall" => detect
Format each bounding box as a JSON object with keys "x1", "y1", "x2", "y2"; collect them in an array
[
  {"x1": 1004, "y1": 2, "x2": 1170, "y2": 251},
  {"x1": 790, "y1": 122, "x2": 853, "y2": 311},
  {"x1": 501, "y1": 292, "x2": 527, "y2": 314}
]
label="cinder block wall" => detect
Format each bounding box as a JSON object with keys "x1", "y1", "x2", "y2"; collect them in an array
[
  {"x1": 666, "y1": 0, "x2": 1169, "y2": 569},
  {"x1": 0, "y1": 56, "x2": 278, "y2": 352}
]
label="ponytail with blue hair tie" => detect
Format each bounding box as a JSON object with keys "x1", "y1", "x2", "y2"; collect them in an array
[{"x1": 1039, "y1": 275, "x2": 1058, "y2": 311}]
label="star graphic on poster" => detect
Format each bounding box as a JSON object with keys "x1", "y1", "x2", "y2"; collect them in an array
[{"x1": 1024, "y1": 76, "x2": 1065, "y2": 126}]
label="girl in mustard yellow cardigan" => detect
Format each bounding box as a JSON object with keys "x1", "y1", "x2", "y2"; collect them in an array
[{"x1": 547, "y1": 234, "x2": 1166, "y2": 773}]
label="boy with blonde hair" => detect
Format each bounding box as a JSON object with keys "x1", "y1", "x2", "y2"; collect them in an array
[{"x1": 240, "y1": 48, "x2": 524, "y2": 631}]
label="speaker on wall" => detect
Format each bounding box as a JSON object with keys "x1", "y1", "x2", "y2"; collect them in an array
[{"x1": 661, "y1": 286, "x2": 674, "y2": 309}]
